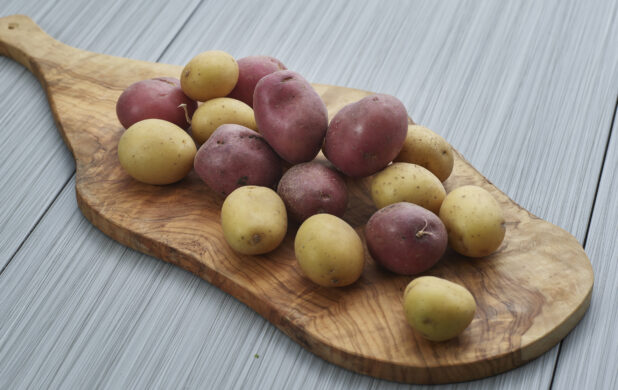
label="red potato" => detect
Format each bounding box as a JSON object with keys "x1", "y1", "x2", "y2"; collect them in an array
[
  {"x1": 323, "y1": 94, "x2": 408, "y2": 178},
  {"x1": 194, "y1": 124, "x2": 282, "y2": 197},
  {"x1": 253, "y1": 70, "x2": 328, "y2": 164},
  {"x1": 277, "y1": 162, "x2": 348, "y2": 223},
  {"x1": 116, "y1": 77, "x2": 197, "y2": 129},
  {"x1": 228, "y1": 56, "x2": 287, "y2": 107},
  {"x1": 365, "y1": 202, "x2": 447, "y2": 275}
]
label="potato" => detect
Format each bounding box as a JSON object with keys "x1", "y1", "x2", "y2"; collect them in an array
[
  {"x1": 221, "y1": 186, "x2": 287, "y2": 255},
  {"x1": 323, "y1": 94, "x2": 408, "y2": 178},
  {"x1": 117, "y1": 119, "x2": 197, "y2": 185},
  {"x1": 395, "y1": 125, "x2": 454, "y2": 182},
  {"x1": 439, "y1": 185, "x2": 506, "y2": 257},
  {"x1": 403, "y1": 276, "x2": 476, "y2": 341},
  {"x1": 253, "y1": 70, "x2": 328, "y2": 164},
  {"x1": 294, "y1": 214, "x2": 364, "y2": 287},
  {"x1": 180, "y1": 50, "x2": 239, "y2": 102},
  {"x1": 191, "y1": 97, "x2": 257, "y2": 145},
  {"x1": 194, "y1": 124, "x2": 282, "y2": 197},
  {"x1": 365, "y1": 202, "x2": 447, "y2": 275},
  {"x1": 227, "y1": 56, "x2": 287, "y2": 107},
  {"x1": 371, "y1": 162, "x2": 446, "y2": 214},
  {"x1": 277, "y1": 162, "x2": 348, "y2": 223},
  {"x1": 116, "y1": 77, "x2": 197, "y2": 129}
]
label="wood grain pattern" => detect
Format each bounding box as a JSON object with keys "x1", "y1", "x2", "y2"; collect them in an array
[{"x1": 0, "y1": 15, "x2": 595, "y2": 384}]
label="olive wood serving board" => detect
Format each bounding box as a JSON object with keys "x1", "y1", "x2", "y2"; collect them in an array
[{"x1": 0, "y1": 15, "x2": 594, "y2": 384}]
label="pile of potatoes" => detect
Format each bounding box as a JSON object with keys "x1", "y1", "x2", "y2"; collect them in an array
[{"x1": 115, "y1": 50, "x2": 506, "y2": 342}]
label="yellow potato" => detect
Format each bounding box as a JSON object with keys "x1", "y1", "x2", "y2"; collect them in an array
[
  {"x1": 221, "y1": 186, "x2": 287, "y2": 255},
  {"x1": 180, "y1": 50, "x2": 239, "y2": 102},
  {"x1": 371, "y1": 162, "x2": 446, "y2": 214},
  {"x1": 117, "y1": 119, "x2": 196, "y2": 185},
  {"x1": 403, "y1": 276, "x2": 476, "y2": 341},
  {"x1": 395, "y1": 125, "x2": 454, "y2": 182},
  {"x1": 191, "y1": 97, "x2": 257, "y2": 144},
  {"x1": 294, "y1": 214, "x2": 364, "y2": 287},
  {"x1": 439, "y1": 185, "x2": 505, "y2": 257}
]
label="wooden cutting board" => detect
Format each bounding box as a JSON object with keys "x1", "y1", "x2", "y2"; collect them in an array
[{"x1": 0, "y1": 15, "x2": 594, "y2": 384}]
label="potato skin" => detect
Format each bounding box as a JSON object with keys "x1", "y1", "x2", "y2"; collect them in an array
[
  {"x1": 117, "y1": 119, "x2": 197, "y2": 185},
  {"x1": 253, "y1": 70, "x2": 328, "y2": 164},
  {"x1": 323, "y1": 94, "x2": 408, "y2": 178},
  {"x1": 116, "y1": 77, "x2": 197, "y2": 129},
  {"x1": 191, "y1": 97, "x2": 257, "y2": 145},
  {"x1": 395, "y1": 125, "x2": 454, "y2": 182},
  {"x1": 277, "y1": 162, "x2": 348, "y2": 223},
  {"x1": 403, "y1": 276, "x2": 476, "y2": 341},
  {"x1": 294, "y1": 214, "x2": 364, "y2": 287},
  {"x1": 221, "y1": 186, "x2": 287, "y2": 255},
  {"x1": 371, "y1": 162, "x2": 446, "y2": 214},
  {"x1": 439, "y1": 185, "x2": 506, "y2": 258},
  {"x1": 228, "y1": 56, "x2": 287, "y2": 107},
  {"x1": 365, "y1": 202, "x2": 447, "y2": 275},
  {"x1": 194, "y1": 124, "x2": 282, "y2": 197},
  {"x1": 181, "y1": 50, "x2": 239, "y2": 102}
]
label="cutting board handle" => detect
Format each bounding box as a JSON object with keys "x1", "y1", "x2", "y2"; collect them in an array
[
  {"x1": 0, "y1": 15, "x2": 186, "y2": 167},
  {"x1": 0, "y1": 15, "x2": 74, "y2": 75}
]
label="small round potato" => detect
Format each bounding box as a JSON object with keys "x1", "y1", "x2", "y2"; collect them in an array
[
  {"x1": 191, "y1": 97, "x2": 257, "y2": 144},
  {"x1": 117, "y1": 119, "x2": 197, "y2": 185},
  {"x1": 365, "y1": 203, "x2": 447, "y2": 275},
  {"x1": 323, "y1": 94, "x2": 408, "y2": 178},
  {"x1": 194, "y1": 124, "x2": 282, "y2": 197},
  {"x1": 221, "y1": 186, "x2": 287, "y2": 255},
  {"x1": 395, "y1": 125, "x2": 454, "y2": 182},
  {"x1": 439, "y1": 185, "x2": 506, "y2": 257},
  {"x1": 253, "y1": 70, "x2": 328, "y2": 164},
  {"x1": 277, "y1": 162, "x2": 348, "y2": 223},
  {"x1": 181, "y1": 50, "x2": 239, "y2": 102},
  {"x1": 294, "y1": 214, "x2": 364, "y2": 287},
  {"x1": 371, "y1": 162, "x2": 446, "y2": 214},
  {"x1": 403, "y1": 276, "x2": 476, "y2": 342},
  {"x1": 227, "y1": 55, "x2": 287, "y2": 107},
  {"x1": 115, "y1": 77, "x2": 197, "y2": 129}
]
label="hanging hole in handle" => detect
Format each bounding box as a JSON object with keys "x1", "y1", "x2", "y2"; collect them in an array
[{"x1": 8, "y1": 23, "x2": 19, "y2": 30}]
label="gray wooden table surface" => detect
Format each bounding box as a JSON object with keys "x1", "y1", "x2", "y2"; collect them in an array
[{"x1": 1, "y1": 0, "x2": 616, "y2": 388}]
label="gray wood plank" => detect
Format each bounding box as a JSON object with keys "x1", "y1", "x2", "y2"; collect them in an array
[
  {"x1": 0, "y1": 0, "x2": 201, "y2": 268},
  {"x1": 0, "y1": 0, "x2": 616, "y2": 389},
  {"x1": 551, "y1": 106, "x2": 618, "y2": 389},
  {"x1": 0, "y1": 63, "x2": 74, "y2": 264}
]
